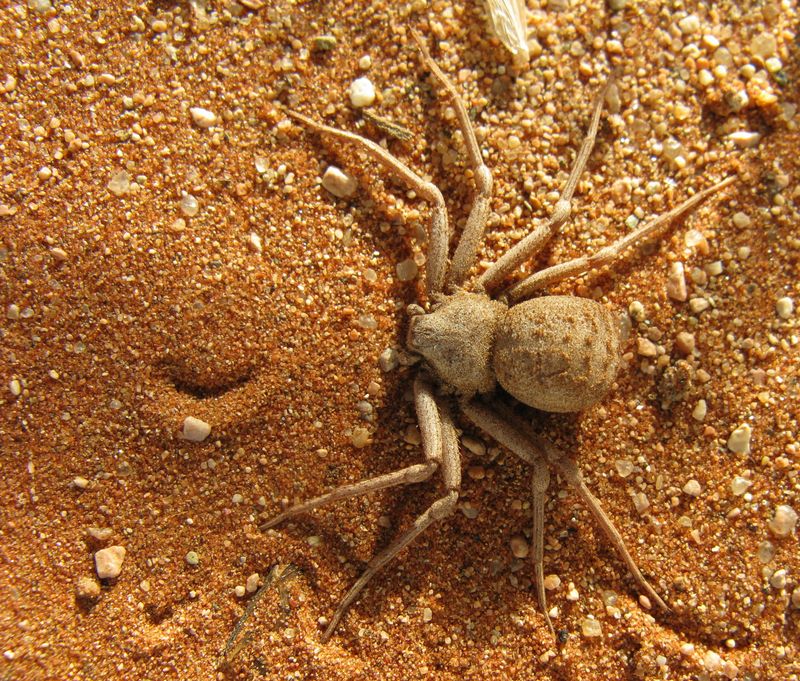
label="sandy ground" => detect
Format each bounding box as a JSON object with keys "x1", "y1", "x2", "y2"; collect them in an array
[{"x1": 1, "y1": 1, "x2": 799, "y2": 679}]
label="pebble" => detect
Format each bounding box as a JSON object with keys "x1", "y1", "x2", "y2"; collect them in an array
[
  {"x1": 543, "y1": 574, "x2": 561, "y2": 590},
  {"x1": 75, "y1": 576, "x2": 101, "y2": 601},
  {"x1": 769, "y1": 569, "x2": 787, "y2": 589},
  {"x1": 185, "y1": 551, "x2": 199, "y2": 566},
  {"x1": 727, "y1": 424, "x2": 752, "y2": 454},
  {"x1": 750, "y1": 32, "x2": 777, "y2": 59},
  {"x1": 247, "y1": 232, "x2": 263, "y2": 253},
  {"x1": 636, "y1": 337, "x2": 658, "y2": 358},
  {"x1": 379, "y1": 347, "x2": 399, "y2": 372},
  {"x1": 348, "y1": 76, "x2": 375, "y2": 107},
  {"x1": 234, "y1": 585, "x2": 246, "y2": 598},
  {"x1": 9, "y1": 379, "x2": 21, "y2": 396},
  {"x1": 581, "y1": 618, "x2": 602, "y2": 637},
  {"x1": 396, "y1": 259, "x2": 418, "y2": 281},
  {"x1": 246, "y1": 572, "x2": 260, "y2": 593},
  {"x1": 107, "y1": 171, "x2": 130, "y2": 196},
  {"x1": 728, "y1": 131, "x2": 761, "y2": 148},
  {"x1": 422, "y1": 607, "x2": 433, "y2": 623},
  {"x1": 182, "y1": 416, "x2": 211, "y2": 442},
  {"x1": 678, "y1": 14, "x2": 700, "y2": 35},
  {"x1": 666, "y1": 262, "x2": 687, "y2": 301},
  {"x1": 632, "y1": 492, "x2": 650, "y2": 515},
  {"x1": 180, "y1": 192, "x2": 199, "y2": 217},
  {"x1": 683, "y1": 479, "x2": 702, "y2": 497},
  {"x1": 350, "y1": 426, "x2": 371, "y2": 448},
  {"x1": 615, "y1": 459, "x2": 634, "y2": 477},
  {"x1": 87, "y1": 526, "x2": 113, "y2": 542},
  {"x1": 190, "y1": 106, "x2": 217, "y2": 128},
  {"x1": 510, "y1": 534, "x2": 529, "y2": 559},
  {"x1": 691, "y1": 399, "x2": 707, "y2": 422},
  {"x1": 768, "y1": 505, "x2": 798, "y2": 537},
  {"x1": 94, "y1": 545, "x2": 126, "y2": 579},
  {"x1": 321, "y1": 165, "x2": 357, "y2": 198},
  {"x1": 791, "y1": 587, "x2": 800, "y2": 609},
  {"x1": 312, "y1": 35, "x2": 337, "y2": 51},
  {"x1": 73, "y1": 476, "x2": 90, "y2": 489},
  {"x1": 776, "y1": 296, "x2": 794, "y2": 319},
  {"x1": 757, "y1": 540, "x2": 775, "y2": 564},
  {"x1": 675, "y1": 331, "x2": 695, "y2": 355},
  {"x1": 689, "y1": 297, "x2": 710, "y2": 314},
  {"x1": 730, "y1": 476, "x2": 752, "y2": 496},
  {"x1": 704, "y1": 650, "x2": 723, "y2": 673},
  {"x1": 732, "y1": 211, "x2": 752, "y2": 228}
]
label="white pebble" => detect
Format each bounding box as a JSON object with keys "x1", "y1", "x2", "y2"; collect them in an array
[
  {"x1": 190, "y1": 106, "x2": 217, "y2": 128},
  {"x1": 396, "y1": 259, "x2": 418, "y2": 281},
  {"x1": 246, "y1": 572, "x2": 260, "y2": 593},
  {"x1": 247, "y1": 232, "x2": 263, "y2": 253},
  {"x1": 683, "y1": 479, "x2": 702, "y2": 497},
  {"x1": 731, "y1": 476, "x2": 752, "y2": 496},
  {"x1": 769, "y1": 505, "x2": 798, "y2": 537},
  {"x1": 182, "y1": 416, "x2": 211, "y2": 442},
  {"x1": 666, "y1": 261, "x2": 687, "y2": 301},
  {"x1": 728, "y1": 131, "x2": 761, "y2": 148},
  {"x1": 180, "y1": 192, "x2": 199, "y2": 217},
  {"x1": 691, "y1": 399, "x2": 707, "y2": 422},
  {"x1": 776, "y1": 297, "x2": 794, "y2": 319},
  {"x1": 378, "y1": 347, "x2": 399, "y2": 372},
  {"x1": 581, "y1": 618, "x2": 602, "y2": 637},
  {"x1": 727, "y1": 424, "x2": 752, "y2": 454},
  {"x1": 704, "y1": 650, "x2": 723, "y2": 673},
  {"x1": 678, "y1": 14, "x2": 700, "y2": 35},
  {"x1": 107, "y1": 171, "x2": 130, "y2": 197},
  {"x1": 234, "y1": 585, "x2": 246, "y2": 598},
  {"x1": 321, "y1": 165, "x2": 357, "y2": 198},
  {"x1": 732, "y1": 211, "x2": 752, "y2": 228},
  {"x1": 9, "y1": 379, "x2": 21, "y2": 396},
  {"x1": 95, "y1": 545, "x2": 126, "y2": 579},
  {"x1": 750, "y1": 33, "x2": 777, "y2": 59},
  {"x1": 348, "y1": 76, "x2": 376, "y2": 108}
]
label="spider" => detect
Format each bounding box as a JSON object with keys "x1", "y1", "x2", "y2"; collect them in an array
[{"x1": 262, "y1": 31, "x2": 734, "y2": 641}]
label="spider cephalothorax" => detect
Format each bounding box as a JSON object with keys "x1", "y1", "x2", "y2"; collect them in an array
[{"x1": 263, "y1": 30, "x2": 734, "y2": 641}]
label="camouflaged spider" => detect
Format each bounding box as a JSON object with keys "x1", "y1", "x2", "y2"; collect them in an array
[{"x1": 262, "y1": 31, "x2": 733, "y2": 641}]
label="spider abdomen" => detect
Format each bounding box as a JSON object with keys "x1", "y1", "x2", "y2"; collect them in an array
[{"x1": 492, "y1": 295, "x2": 622, "y2": 413}]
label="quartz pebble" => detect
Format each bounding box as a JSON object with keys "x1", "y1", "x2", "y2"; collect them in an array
[
  {"x1": 75, "y1": 576, "x2": 101, "y2": 601},
  {"x1": 727, "y1": 424, "x2": 752, "y2": 454},
  {"x1": 185, "y1": 551, "x2": 200, "y2": 566},
  {"x1": 510, "y1": 534, "x2": 529, "y2": 558},
  {"x1": 95, "y1": 545, "x2": 126, "y2": 579},
  {"x1": 182, "y1": 416, "x2": 211, "y2": 442},
  {"x1": 396, "y1": 259, "x2": 418, "y2": 281},
  {"x1": 675, "y1": 331, "x2": 695, "y2": 355},
  {"x1": 691, "y1": 399, "x2": 707, "y2": 422},
  {"x1": 349, "y1": 77, "x2": 376, "y2": 107},
  {"x1": 731, "y1": 476, "x2": 752, "y2": 496},
  {"x1": 683, "y1": 479, "x2": 702, "y2": 497},
  {"x1": 776, "y1": 297, "x2": 794, "y2": 319},
  {"x1": 666, "y1": 262, "x2": 687, "y2": 301},
  {"x1": 379, "y1": 347, "x2": 399, "y2": 372},
  {"x1": 581, "y1": 618, "x2": 602, "y2": 637},
  {"x1": 321, "y1": 165, "x2": 357, "y2": 198},
  {"x1": 543, "y1": 574, "x2": 561, "y2": 590},
  {"x1": 190, "y1": 106, "x2": 217, "y2": 128},
  {"x1": 246, "y1": 572, "x2": 260, "y2": 593},
  {"x1": 768, "y1": 505, "x2": 798, "y2": 537}
]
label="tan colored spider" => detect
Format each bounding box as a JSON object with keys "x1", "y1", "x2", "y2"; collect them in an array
[{"x1": 263, "y1": 31, "x2": 733, "y2": 641}]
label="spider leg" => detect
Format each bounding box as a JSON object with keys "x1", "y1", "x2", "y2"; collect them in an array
[
  {"x1": 283, "y1": 108, "x2": 450, "y2": 297},
  {"x1": 460, "y1": 400, "x2": 554, "y2": 635},
  {"x1": 478, "y1": 77, "x2": 613, "y2": 293},
  {"x1": 462, "y1": 399, "x2": 667, "y2": 631},
  {"x1": 411, "y1": 31, "x2": 493, "y2": 291},
  {"x1": 322, "y1": 383, "x2": 461, "y2": 641},
  {"x1": 505, "y1": 175, "x2": 734, "y2": 303}
]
